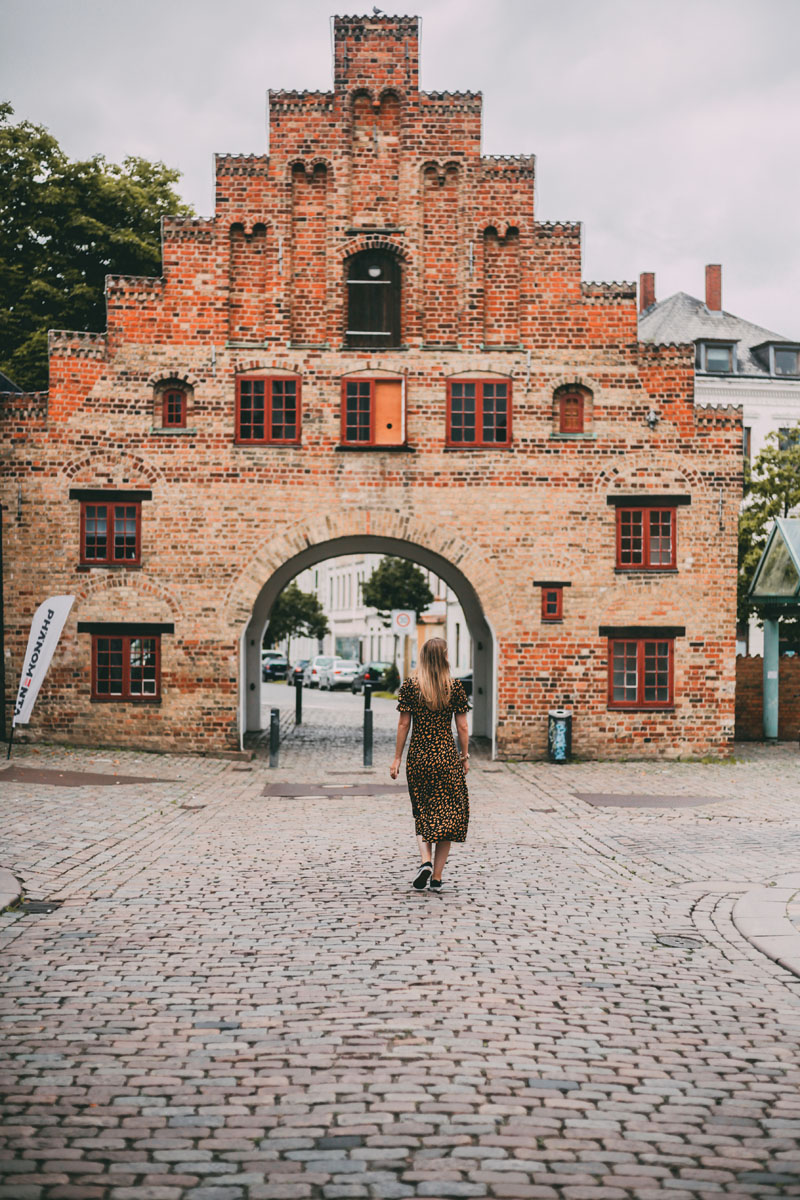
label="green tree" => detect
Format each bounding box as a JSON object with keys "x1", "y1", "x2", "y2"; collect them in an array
[
  {"x1": 739, "y1": 423, "x2": 800, "y2": 642},
  {"x1": 362, "y1": 557, "x2": 434, "y2": 678},
  {"x1": 361, "y1": 556, "x2": 434, "y2": 622},
  {"x1": 264, "y1": 581, "x2": 329, "y2": 660},
  {"x1": 0, "y1": 102, "x2": 194, "y2": 391}
]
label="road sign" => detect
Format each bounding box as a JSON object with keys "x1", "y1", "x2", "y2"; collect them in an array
[{"x1": 391, "y1": 608, "x2": 416, "y2": 635}]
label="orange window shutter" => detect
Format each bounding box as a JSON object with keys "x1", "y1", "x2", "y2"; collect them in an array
[{"x1": 373, "y1": 380, "x2": 403, "y2": 445}]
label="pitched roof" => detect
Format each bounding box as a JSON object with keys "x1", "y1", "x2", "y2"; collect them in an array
[
  {"x1": 0, "y1": 371, "x2": 22, "y2": 393},
  {"x1": 638, "y1": 291, "x2": 793, "y2": 377}
]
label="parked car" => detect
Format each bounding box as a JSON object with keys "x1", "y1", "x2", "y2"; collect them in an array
[
  {"x1": 454, "y1": 671, "x2": 473, "y2": 697},
  {"x1": 319, "y1": 658, "x2": 361, "y2": 690},
  {"x1": 304, "y1": 655, "x2": 334, "y2": 688},
  {"x1": 262, "y1": 650, "x2": 288, "y2": 681},
  {"x1": 351, "y1": 661, "x2": 393, "y2": 693},
  {"x1": 287, "y1": 659, "x2": 309, "y2": 685}
]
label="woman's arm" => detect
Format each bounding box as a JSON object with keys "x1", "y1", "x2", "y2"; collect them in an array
[
  {"x1": 390, "y1": 713, "x2": 412, "y2": 779},
  {"x1": 455, "y1": 712, "x2": 470, "y2": 775}
]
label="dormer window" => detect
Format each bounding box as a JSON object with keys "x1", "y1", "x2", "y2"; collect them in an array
[{"x1": 696, "y1": 341, "x2": 736, "y2": 373}]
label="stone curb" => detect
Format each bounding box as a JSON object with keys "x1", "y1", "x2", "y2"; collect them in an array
[
  {"x1": 733, "y1": 872, "x2": 800, "y2": 979},
  {"x1": 0, "y1": 866, "x2": 22, "y2": 911}
]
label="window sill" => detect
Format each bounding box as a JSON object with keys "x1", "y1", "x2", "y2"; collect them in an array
[
  {"x1": 443, "y1": 444, "x2": 513, "y2": 452},
  {"x1": 149, "y1": 427, "x2": 197, "y2": 436},
  {"x1": 550, "y1": 432, "x2": 596, "y2": 441},
  {"x1": 479, "y1": 344, "x2": 523, "y2": 352},
  {"x1": 541, "y1": 619, "x2": 563, "y2": 625},
  {"x1": 607, "y1": 705, "x2": 675, "y2": 713},
  {"x1": 90, "y1": 696, "x2": 162, "y2": 705},
  {"x1": 339, "y1": 344, "x2": 409, "y2": 352},
  {"x1": 77, "y1": 563, "x2": 142, "y2": 571},
  {"x1": 335, "y1": 443, "x2": 416, "y2": 453},
  {"x1": 233, "y1": 440, "x2": 303, "y2": 448},
  {"x1": 614, "y1": 567, "x2": 678, "y2": 575}
]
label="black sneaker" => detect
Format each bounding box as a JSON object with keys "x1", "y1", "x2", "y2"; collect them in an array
[
  {"x1": 412, "y1": 862, "x2": 432, "y2": 890},
  {"x1": 429, "y1": 878, "x2": 443, "y2": 893}
]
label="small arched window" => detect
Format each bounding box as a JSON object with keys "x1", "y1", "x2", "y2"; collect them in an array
[
  {"x1": 346, "y1": 250, "x2": 401, "y2": 349},
  {"x1": 162, "y1": 387, "x2": 187, "y2": 428}
]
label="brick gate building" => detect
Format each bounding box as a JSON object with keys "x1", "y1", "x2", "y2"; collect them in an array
[{"x1": 1, "y1": 15, "x2": 742, "y2": 758}]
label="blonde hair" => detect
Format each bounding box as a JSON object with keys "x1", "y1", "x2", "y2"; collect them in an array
[{"x1": 415, "y1": 637, "x2": 452, "y2": 710}]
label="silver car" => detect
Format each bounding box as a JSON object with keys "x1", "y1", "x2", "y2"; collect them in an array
[
  {"x1": 304, "y1": 655, "x2": 334, "y2": 688},
  {"x1": 318, "y1": 658, "x2": 360, "y2": 690}
]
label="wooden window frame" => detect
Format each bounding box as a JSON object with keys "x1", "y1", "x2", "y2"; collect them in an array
[
  {"x1": 541, "y1": 586, "x2": 563, "y2": 622},
  {"x1": 235, "y1": 376, "x2": 302, "y2": 446},
  {"x1": 162, "y1": 388, "x2": 187, "y2": 428},
  {"x1": 446, "y1": 379, "x2": 512, "y2": 448},
  {"x1": 340, "y1": 377, "x2": 405, "y2": 447},
  {"x1": 80, "y1": 501, "x2": 141, "y2": 566},
  {"x1": 616, "y1": 507, "x2": 676, "y2": 570},
  {"x1": 607, "y1": 637, "x2": 674, "y2": 710},
  {"x1": 91, "y1": 633, "x2": 161, "y2": 702},
  {"x1": 558, "y1": 392, "x2": 584, "y2": 434}
]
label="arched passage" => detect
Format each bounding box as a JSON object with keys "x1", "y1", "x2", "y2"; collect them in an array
[{"x1": 240, "y1": 535, "x2": 495, "y2": 748}]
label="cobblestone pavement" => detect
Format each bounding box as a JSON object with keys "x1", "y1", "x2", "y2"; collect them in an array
[{"x1": 2, "y1": 723, "x2": 800, "y2": 1200}]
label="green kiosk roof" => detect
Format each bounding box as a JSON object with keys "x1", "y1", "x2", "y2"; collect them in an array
[{"x1": 748, "y1": 517, "x2": 800, "y2": 605}]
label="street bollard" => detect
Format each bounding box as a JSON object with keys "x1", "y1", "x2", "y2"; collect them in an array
[
  {"x1": 295, "y1": 674, "x2": 303, "y2": 725},
  {"x1": 363, "y1": 682, "x2": 373, "y2": 768},
  {"x1": 269, "y1": 707, "x2": 280, "y2": 768}
]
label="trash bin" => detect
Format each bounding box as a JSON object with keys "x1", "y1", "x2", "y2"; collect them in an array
[{"x1": 547, "y1": 709, "x2": 572, "y2": 763}]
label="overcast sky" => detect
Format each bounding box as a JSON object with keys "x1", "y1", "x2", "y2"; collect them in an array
[{"x1": 3, "y1": 0, "x2": 799, "y2": 336}]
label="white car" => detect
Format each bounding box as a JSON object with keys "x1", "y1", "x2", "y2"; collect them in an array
[
  {"x1": 303, "y1": 655, "x2": 334, "y2": 688},
  {"x1": 319, "y1": 658, "x2": 361, "y2": 690}
]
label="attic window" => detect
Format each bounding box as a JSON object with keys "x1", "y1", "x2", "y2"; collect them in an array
[
  {"x1": 696, "y1": 342, "x2": 735, "y2": 373},
  {"x1": 346, "y1": 250, "x2": 401, "y2": 348},
  {"x1": 774, "y1": 347, "x2": 800, "y2": 376}
]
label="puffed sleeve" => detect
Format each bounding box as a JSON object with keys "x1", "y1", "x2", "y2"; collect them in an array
[
  {"x1": 396, "y1": 678, "x2": 414, "y2": 713},
  {"x1": 451, "y1": 679, "x2": 471, "y2": 714}
]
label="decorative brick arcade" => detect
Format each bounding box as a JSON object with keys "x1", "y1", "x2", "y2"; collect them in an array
[{"x1": 1, "y1": 15, "x2": 742, "y2": 758}]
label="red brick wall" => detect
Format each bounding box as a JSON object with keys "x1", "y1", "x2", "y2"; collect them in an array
[
  {"x1": 0, "y1": 14, "x2": 743, "y2": 759},
  {"x1": 735, "y1": 656, "x2": 800, "y2": 740}
]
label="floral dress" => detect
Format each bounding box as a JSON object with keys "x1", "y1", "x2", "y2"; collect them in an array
[{"x1": 397, "y1": 677, "x2": 471, "y2": 843}]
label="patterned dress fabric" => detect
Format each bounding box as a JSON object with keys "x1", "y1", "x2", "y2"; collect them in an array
[{"x1": 397, "y1": 677, "x2": 471, "y2": 842}]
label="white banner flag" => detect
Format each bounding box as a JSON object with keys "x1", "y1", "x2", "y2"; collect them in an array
[{"x1": 13, "y1": 595, "x2": 75, "y2": 727}]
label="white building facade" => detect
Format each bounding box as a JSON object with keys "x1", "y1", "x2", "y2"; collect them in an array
[{"x1": 281, "y1": 554, "x2": 473, "y2": 676}]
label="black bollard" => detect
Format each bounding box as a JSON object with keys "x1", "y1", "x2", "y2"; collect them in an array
[
  {"x1": 363, "y1": 682, "x2": 373, "y2": 768},
  {"x1": 295, "y1": 674, "x2": 303, "y2": 725},
  {"x1": 269, "y1": 706, "x2": 280, "y2": 768}
]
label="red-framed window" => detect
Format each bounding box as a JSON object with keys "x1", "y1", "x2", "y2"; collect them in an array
[
  {"x1": 558, "y1": 393, "x2": 584, "y2": 434},
  {"x1": 447, "y1": 380, "x2": 511, "y2": 447},
  {"x1": 235, "y1": 376, "x2": 301, "y2": 444},
  {"x1": 608, "y1": 638, "x2": 674, "y2": 709},
  {"x1": 616, "y1": 507, "x2": 676, "y2": 569},
  {"x1": 341, "y1": 378, "x2": 403, "y2": 446},
  {"x1": 80, "y1": 502, "x2": 141, "y2": 566},
  {"x1": 541, "y1": 586, "x2": 563, "y2": 622},
  {"x1": 91, "y1": 634, "x2": 161, "y2": 701},
  {"x1": 162, "y1": 388, "x2": 187, "y2": 428}
]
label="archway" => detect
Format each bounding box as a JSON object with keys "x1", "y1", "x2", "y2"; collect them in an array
[{"x1": 240, "y1": 535, "x2": 495, "y2": 750}]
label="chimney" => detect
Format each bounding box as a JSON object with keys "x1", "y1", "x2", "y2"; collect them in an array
[
  {"x1": 705, "y1": 263, "x2": 722, "y2": 312},
  {"x1": 639, "y1": 271, "x2": 655, "y2": 313}
]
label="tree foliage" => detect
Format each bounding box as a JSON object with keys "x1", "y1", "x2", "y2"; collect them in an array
[
  {"x1": 738, "y1": 423, "x2": 800, "y2": 632},
  {"x1": 0, "y1": 102, "x2": 194, "y2": 390},
  {"x1": 361, "y1": 557, "x2": 434, "y2": 624},
  {"x1": 264, "y1": 581, "x2": 329, "y2": 650}
]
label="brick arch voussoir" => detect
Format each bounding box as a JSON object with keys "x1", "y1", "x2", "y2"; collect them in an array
[
  {"x1": 147, "y1": 366, "x2": 202, "y2": 390},
  {"x1": 222, "y1": 511, "x2": 508, "y2": 629},
  {"x1": 338, "y1": 235, "x2": 412, "y2": 265},
  {"x1": 550, "y1": 373, "x2": 599, "y2": 396},
  {"x1": 592, "y1": 457, "x2": 700, "y2": 499},
  {"x1": 228, "y1": 218, "x2": 273, "y2": 236},
  {"x1": 60, "y1": 449, "x2": 165, "y2": 487},
  {"x1": 72, "y1": 571, "x2": 183, "y2": 622}
]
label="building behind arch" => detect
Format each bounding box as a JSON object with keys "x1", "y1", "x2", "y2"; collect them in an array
[{"x1": 0, "y1": 14, "x2": 743, "y2": 758}]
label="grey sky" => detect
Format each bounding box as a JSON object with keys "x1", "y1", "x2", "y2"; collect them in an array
[{"x1": 2, "y1": 0, "x2": 799, "y2": 336}]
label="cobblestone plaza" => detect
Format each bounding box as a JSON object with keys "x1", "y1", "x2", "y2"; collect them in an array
[{"x1": 2, "y1": 697, "x2": 800, "y2": 1199}]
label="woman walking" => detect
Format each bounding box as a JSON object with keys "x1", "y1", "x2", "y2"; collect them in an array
[{"x1": 389, "y1": 637, "x2": 470, "y2": 892}]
